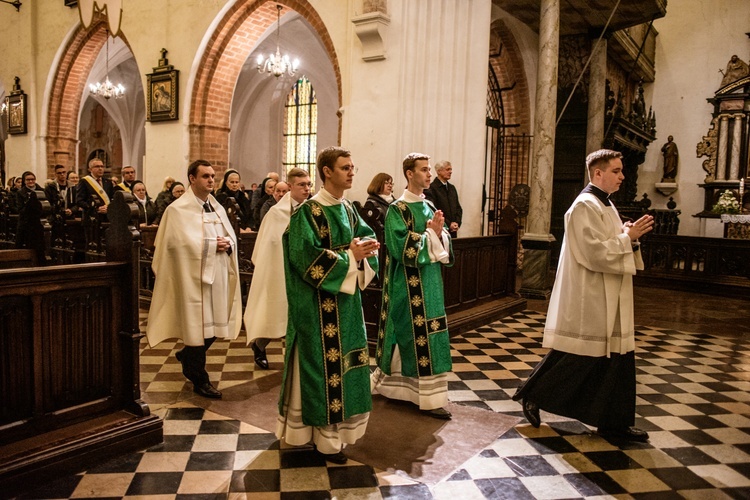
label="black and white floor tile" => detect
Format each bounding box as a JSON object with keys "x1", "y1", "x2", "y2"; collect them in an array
[{"x1": 12, "y1": 311, "x2": 750, "y2": 499}]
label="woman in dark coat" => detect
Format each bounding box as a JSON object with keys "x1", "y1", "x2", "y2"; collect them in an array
[
  {"x1": 154, "y1": 181, "x2": 184, "y2": 225},
  {"x1": 362, "y1": 172, "x2": 395, "y2": 224},
  {"x1": 250, "y1": 176, "x2": 277, "y2": 231},
  {"x1": 215, "y1": 169, "x2": 252, "y2": 229},
  {"x1": 15, "y1": 171, "x2": 46, "y2": 264},
  {"x1": 132, "y1": 181, "x2": 158, "y2": 226}
]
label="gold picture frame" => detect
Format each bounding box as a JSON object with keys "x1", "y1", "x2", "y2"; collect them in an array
[
  {"x1": 146, "y1": 49, "x2": 179, "y2": 122},
  {"x1": 6, "y1": 91, "x2": 27, "y2": 135}
]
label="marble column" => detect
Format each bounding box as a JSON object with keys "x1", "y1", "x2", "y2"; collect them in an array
[
  {"x1": 586, "y1": 37, "x2": 607, "y2": 154},
  {"x1": 729, "y1": 113, "x2": 744, "y2": 180},
  {"x1": 519, "y1": 0, "x2": 559, "y2": 299},
  {"x1": 717, "y1": 115, "x2": 729, "y2": 181}
]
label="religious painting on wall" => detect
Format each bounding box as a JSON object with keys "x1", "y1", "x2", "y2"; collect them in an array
[
  {"x1": 5, "y1": 91, "x2": 27, "y2": 135},
  {"x1": 146, "y1": 49, "x2": 179, "y2": 122}
]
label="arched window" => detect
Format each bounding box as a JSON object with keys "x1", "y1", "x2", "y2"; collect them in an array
[{"x1": 283, "y1": 76, "x2": 317, "y2": 185}]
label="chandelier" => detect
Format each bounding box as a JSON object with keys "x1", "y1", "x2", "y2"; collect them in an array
[
  {"x1": 256, "y1": 4, "x2": 299, "y2": 77},
  {"x1": 89, "y1": 30, "x2": 125, "y2": 99}
]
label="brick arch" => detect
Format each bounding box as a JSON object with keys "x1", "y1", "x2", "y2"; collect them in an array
[
  {"x1": 46, "y1": 18, "x2": 133, "y2": 177},
  {"x1": 189, "y1": 0, "x2": 340, "y2": 172},
  {"x1": 489, "y1": 19, "x2": 531, "y2": 135}
]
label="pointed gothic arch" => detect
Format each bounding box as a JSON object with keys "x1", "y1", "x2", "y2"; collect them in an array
[
  {"x1": 188, "y1": 0, "x2": 341, "y2": 173},
  {"x1": 45, "y1": 19, "x2": 135, "y2": 178}
]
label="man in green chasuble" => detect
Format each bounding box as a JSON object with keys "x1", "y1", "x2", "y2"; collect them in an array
[
  {"x1": 276, "y1": 146, "x2": 380, "y2": 464},
  {"x1": 372, "y1": 153, "x2": 455, "y2": 419}
]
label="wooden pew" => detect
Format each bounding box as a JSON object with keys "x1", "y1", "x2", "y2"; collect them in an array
[
  {"x1": 0, "y1": 248, "x2": 37, "y2": 269},
  {"x1": 0, "y1": 191, "x2": 163, "y2": 495}
]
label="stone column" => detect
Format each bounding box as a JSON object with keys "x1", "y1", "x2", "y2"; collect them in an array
[
  {"x1": 717, "y1": 115, "x2": 729, "y2": 181},
  {"x1": 729, "y1": 113, "x2": 744, "y2": 180},
  {"x1": 519, "y1": 0, "x2": 559, "y2": 299},
  {"x1": 586, "y1": 37, "x2": 607, "y2": 154}
]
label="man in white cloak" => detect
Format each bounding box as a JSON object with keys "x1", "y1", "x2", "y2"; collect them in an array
[
  {"x1": 513, "y1": 149, "x2": 654, "y2": 442},
  {"x1": 244, "y1": 168, "x2": 311, "y2": 369},
  {"x1": 146, "y1": 159, "x2": 242, "y2": 399}
]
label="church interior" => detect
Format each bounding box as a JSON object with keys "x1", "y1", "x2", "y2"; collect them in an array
[{"x1": 2, "y1": 0, "x2": 750, "y2": 498}]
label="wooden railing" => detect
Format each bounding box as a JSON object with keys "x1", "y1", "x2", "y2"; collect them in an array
[{"x1": 637, "y1": 233, "x2": 750, "y2": 296}]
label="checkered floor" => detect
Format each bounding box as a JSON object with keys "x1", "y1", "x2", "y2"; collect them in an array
[{"x1": 14, "y1": 311, "x2": 750, "y2": 499}]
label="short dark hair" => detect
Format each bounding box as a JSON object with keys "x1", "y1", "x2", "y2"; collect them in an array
[
  {"x1": 187, "y1": 159, "x2": 212, "y2": 183},
  {"x1": 316, "y1": 147, "x2": 351, "y2": 184},
  {"x1": 585, "y1": 149, "x2": 622, "y2": 180},
  {"x1": 66, "y1": 170, "x2": 77, "y2": 180},
  {"x1": 402, "y1": 152, "x2": 430, "y2": 180},
  {"x1": 53, "y1": 164, "x2": 66, "y2": 172}
]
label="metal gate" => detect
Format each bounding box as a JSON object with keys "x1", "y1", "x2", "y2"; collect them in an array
[{"x1": 483, "y1": 63, "x2": 532, "y2": 235}]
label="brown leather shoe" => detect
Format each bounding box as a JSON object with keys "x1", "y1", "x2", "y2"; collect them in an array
[{"x1": 194, "y1": 382, "x2": 222, "y2": 399}]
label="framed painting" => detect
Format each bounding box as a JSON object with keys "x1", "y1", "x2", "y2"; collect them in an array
[
  {"x1": 146, "y1": 69, "x2": 179, "y2": 122},
  {"x1": 6, "y1": 92, "x2": 27, "y2": 135}
]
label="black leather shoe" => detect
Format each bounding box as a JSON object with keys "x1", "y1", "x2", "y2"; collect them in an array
[
  {"x1": 252, "y1": 342, "x2": 269, "y2": 370},
  {"x1": 598, "y1": 426, "x2": 649, "y2": 443},
  {"x1": 194, "y1": 382, "x2": 222, "y2": 399},
  {"x1": 522, "y1": 399, "x2": 541, "y2": 428},
  {"x1": 175, "y1": 350, "x2": 184, "y2": 363},
  {"x1": 422, "y1": 407, "x2": 452, "y2": 420},
  {"x1": 317, "y1": 450, "x2": 348, "y2": 464}
]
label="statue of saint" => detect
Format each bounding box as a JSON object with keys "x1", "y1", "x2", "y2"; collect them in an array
[
  {"x1": 661, "y1": 135, "x2": 679, "y2": 182},
  {"x1": 720, "y1": 55, "x2": 749, "y2": 87}
]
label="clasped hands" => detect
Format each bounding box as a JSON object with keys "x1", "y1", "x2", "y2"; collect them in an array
[
  {"x1": 427, "y1": 210, "x2": 445, "y2": 233},
  {"x1": 350, "y1": 237, "x2": 380, "y2": 262},
  {"x1": 216, "y1": 236, "x2": 232, "y2": 253},
  {"x1": 623, "y1": 214, "x2": 654, "y2": 241}
]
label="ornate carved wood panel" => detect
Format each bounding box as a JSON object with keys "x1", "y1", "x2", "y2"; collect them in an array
[{"x1": 0, "y1": 296, "x2": 34, "y2": 432}]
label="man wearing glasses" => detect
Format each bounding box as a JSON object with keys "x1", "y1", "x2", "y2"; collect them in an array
[
  {"x1": 276, "y1": 147, "x2": 379, "y2": 464},
  {"x1": 76, "y1": 158, "x2": 114, "y2": 214},
  {"x1": 244, "y1": 168, "x2": 311, "y2": 370}
]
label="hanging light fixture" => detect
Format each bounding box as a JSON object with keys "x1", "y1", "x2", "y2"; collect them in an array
[
  {"x1": 257, "y1": 4, "x2": 299, "y2": 78},
  {"x1": 89, "y1": 29, "x2": 125, "y2": 100}
]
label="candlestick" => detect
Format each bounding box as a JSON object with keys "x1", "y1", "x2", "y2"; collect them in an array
[{"x1": 740, "y1": 178, "x2": 745, "y2": 212}]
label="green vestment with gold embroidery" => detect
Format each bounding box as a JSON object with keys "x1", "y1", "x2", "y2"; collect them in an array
[
  {"x1": 280, "y1": 198, "x2": 379, "y2": 427},
  {"x1": 376, "y1": 199, "x2": 454, "y2": 377}
]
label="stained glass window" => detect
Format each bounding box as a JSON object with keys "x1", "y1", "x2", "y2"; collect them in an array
[{"x1": 283, "y1": 76, "x2": 318, "y2": 186}]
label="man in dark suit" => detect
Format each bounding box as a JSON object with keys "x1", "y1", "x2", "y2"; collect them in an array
[
  {"x1": 45, "y1": 164, "x2": 72, "y2": 216},
  {"x1": 114, "y1": 165, "x2": 137, "y2": 193},
  {"x1": 425, "y1": 160, "x2": 462, "y2": 238},
  {"x1": 76, "y1": 158, "x2": 115, "y2": 214}
]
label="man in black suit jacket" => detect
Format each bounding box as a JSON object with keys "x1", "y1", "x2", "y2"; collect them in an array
[
  {"x1": 114, "y1": 165, "x2": 137, "y2": 192},
  {"x1": 45, "y1": 164, "x2": 72, "y2": 216},
  {"x1": 76, "y1": 158, "x2": 115, "y2": 214},
  {"x1": 425, "y1": 160, "x2": 462, "y2": 238}
]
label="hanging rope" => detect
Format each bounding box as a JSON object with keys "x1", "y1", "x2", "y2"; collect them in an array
[{"x1": 556, "y1": 0, "x2": 621, "y2": 127}]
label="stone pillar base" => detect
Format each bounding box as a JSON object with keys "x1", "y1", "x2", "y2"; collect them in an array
[{"x1": 519, "y1": 234, "x2": 556, "y2": 299}]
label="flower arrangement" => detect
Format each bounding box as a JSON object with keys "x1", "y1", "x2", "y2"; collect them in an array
[{"x1": 712, "y1": 190, "x2": 740, "y2": 214}]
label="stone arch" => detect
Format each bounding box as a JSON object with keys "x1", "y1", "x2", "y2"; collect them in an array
[
  {"x1": 189, "y1": 0, "x2": 340, "y2": 172},
  {"x1": 46, "y1": 18, "x2": 134, "y2": 178},
  {"x1": 489, "y1": 19, "x2": 531, "y2": 135}
]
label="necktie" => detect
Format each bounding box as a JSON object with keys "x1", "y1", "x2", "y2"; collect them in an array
[{"x1": 203, "y1": 202, "x2": 212, "y2": 213}]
